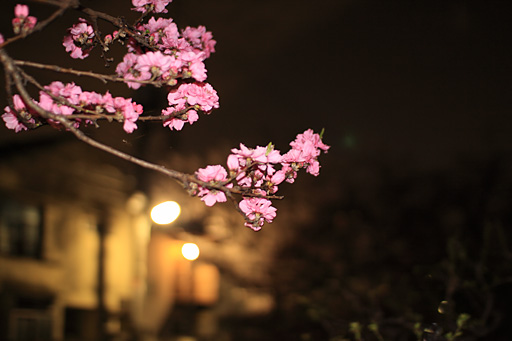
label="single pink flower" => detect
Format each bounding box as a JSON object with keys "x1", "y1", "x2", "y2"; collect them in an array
[
  {"x1": 136, "y1": 51, "x2": 173, "y2": 78},
  {"x1": 2, "y1": 94, "x2": 36, "y2": 132},
  {"x1": 63, "y1": 19, "x2": 95, "y2": 59},
  {"x1": 116, "y1": 53, "x2": 146, "y2": 89},
  {"x1": 144, "y1": 17, "x2": 174, "y2": 35},
  {"x1": 306, "y1": 160, "x2": 321, "y2": 176},
  {"x1": 2, "y1": 112, "x2": 27, "y2": 132},
  {"x1": 189, "y1": 60, "x2": 207, "y2": 82},
  {"x1": 195, "y1": 165, "x2": 230, "y2": 206},
  {"x1": 200, "y1": 190, "x2": 227, "y2": 207},
  {"x1": 196, "y1": 165, "x2": 228, "y2": 183},
  {"x1": 185, "y1": 83, "x2": 219, "y2": 112}
]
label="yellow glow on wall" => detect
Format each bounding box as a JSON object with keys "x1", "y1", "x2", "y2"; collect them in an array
[
  {"x1": 150, "y1": 201, "x2": 181, "y2": 225},
  {"x1": 181, "y1": 243, "x2": 199, "y2": 261}
]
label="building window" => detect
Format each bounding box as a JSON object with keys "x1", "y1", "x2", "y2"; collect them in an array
[
  {"x1": 9, "y1": 308, "x2": 52, "y2": 341},
  {"x1": 0, "y1": 197, "x2": 43, "y2": 258}
]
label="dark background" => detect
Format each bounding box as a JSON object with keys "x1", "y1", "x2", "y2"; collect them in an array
[{"x1": 1, "y1": 1, "x2": 512, "y2": 340}]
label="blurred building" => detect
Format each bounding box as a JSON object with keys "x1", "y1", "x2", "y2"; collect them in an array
[{"x1": 0, "y1": 137, "x2": 223, "y2": 341}]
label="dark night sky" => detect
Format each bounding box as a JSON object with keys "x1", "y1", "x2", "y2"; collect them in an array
[
  {"x1": 1, "y1": 0, "x2": 512, "y2": 178},
  {"x1": 170, "y1": 1, "x2": 512, "y2": 172}
]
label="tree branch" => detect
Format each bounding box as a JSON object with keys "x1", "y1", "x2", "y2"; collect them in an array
[{"x1": 14, "y1": 60, "x2": 169, "y2": 87}]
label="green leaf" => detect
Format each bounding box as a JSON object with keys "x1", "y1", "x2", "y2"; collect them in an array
[{"x1": 265, "y1": 142, "x2": 274, "y2": 156}]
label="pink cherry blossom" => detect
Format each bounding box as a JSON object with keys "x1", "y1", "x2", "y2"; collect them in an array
[
  {"x1": 281, "y1": 129, "x2": 330, "y2": 176},
  {"x1": 135, "y1": 51, "x2": 173, "y2": 78},
  {"x1": 165, "y1": 91, "x2": 187, "y2": 111},
  {"x1": 116, "y1": 53, "x2": 145, "y2": 89},
  {"x1": 188, "y1": 60, "x2": 207, "y2": 82},
  {"x1": 239, "y1": 198, "x2": 277, "y2": 231},
  {"x1": 290, "y1": 129, "x2": 330, "y2": 153},
  {"x1": 162, "y1": 82, "x2": 219, "y2": 130},
  {"x1": 201, "y1": 31, "x2": 216, "y2": 58},
  {"x1": 179, "y1": 51, "x2": 208, "y2": 81},
  {"x1": 182, "y1": 26, "x2": 205, "y2": 47},
  {"x1": 262, "y1": 170, "x2": 286, "y2": 194},
  {"x1": 143, "y1": 17, "x2": 174, "y2": 35},
  {"x1": 2, "y1": 94, "x2": 34, "y2": 132},
  {"x1": 63, "y1": 19, "x2": 95, "y2": 59},
  {"x1": 182, "y1": 26, "x2": 216, "y2": 58},
  {"x1": 142, "y1": 17, "x2": 176, "y2": 47},
  {"x1": 182, "y1": 83, "x2": 219, "y2": 112},
  {"x1": 78, "y1": 91, "x2": 103, "y2": 108},
  {"x1": 45, "y1": 81, "x2": 82, "y2": 105},
  {"x1": 229, "y1": 144, "x2": 282, "y2": 174},
  {"x1": 195, "y1": 165, "x2": 230, "y2": 206},
  {"x1": 196, "y1": 165, "x2": 228, "y2": 183},
  {"x1": 36, "y1": 81, "x2": 84, "y2": 117},
  {"x1": 132, "y1": 0, "x2": 172, "y2": 14},
  {"x1": 123, "y1": 101, "x2": 143, "y2": 133},
  {"x1": 160, "y1": 24, "x2": 180, "y2": 49},
  {"x1": 102, "y1": 96, "x2": 142, "y2": 133},
  {"x1": 162, "y1": 109, "x2": 199, "y2": 131},
  {"x1": 2, "y1": 112, "x2": 27, "y2": 132}
]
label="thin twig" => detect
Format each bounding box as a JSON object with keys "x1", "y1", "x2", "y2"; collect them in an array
[{"x1": 14, "y1": 60, "x2": 169, "y2": 87}]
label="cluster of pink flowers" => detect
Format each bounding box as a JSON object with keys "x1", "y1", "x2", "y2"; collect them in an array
[
  {"x1": 62, "y1": 18, "x2": 95, "y2": 59},
  {"x1": 12, "y1": 4, "x2": 37, "y2": 35},
  {"x1": 239, "y1": 198, "x2": 277, "y2": 232},
  {"x1": 162, "y1": 82, "x2": 219, "y2": 130},
  {"x1": 114, "y1": 18, "x2": 215, "y2": 86},
  {"x1": 2, "y1": 82, "x2": 143, "y2": 133},
  {"x1": 132, "y1": 0, "x2": 172, "y2": 13},
  {"x1": 115, "y1": 50, "x2": 206, "y2": 88},
  {"x1": 57, "y1": 1, "x2": 218, "y2": 132},
  {"x1": 193, "y1": 129, "x2": 330, "y2": 231},
  {"x1": 2, "y1": 3, "x2": 331, "y2": 231},
  {"x1": 5, "y1": 2, "x2": 218, "y2": 134},
  {"x1": 138, "y1": 17, "x2": 216, "y2": 57},
  {"x1": 282, "y1": 129, "x2": 331, "y2": 179}
]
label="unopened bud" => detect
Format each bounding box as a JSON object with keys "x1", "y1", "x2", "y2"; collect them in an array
[
  {"x1": 104, "y1": 34, "x2": 113, "y2": 45},
  {"x1": 186, "y1": 182, "x2": 199, "y2": 196}
]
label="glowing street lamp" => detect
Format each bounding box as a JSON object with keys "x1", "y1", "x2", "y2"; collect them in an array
[
  {"x1": 150, "y1": 201, "x2": 181, "y2": 225},
  {"x1": 181, "y1": 243, "x2": 200, "y2": 261}
]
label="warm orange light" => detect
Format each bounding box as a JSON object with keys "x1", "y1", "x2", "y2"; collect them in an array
[
  {"x1": 150, "y1": 201, "x2": 181, "y2": 225},
  {"x1": 181, "y1": 243, "x2": 199, "y2": 261}
]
